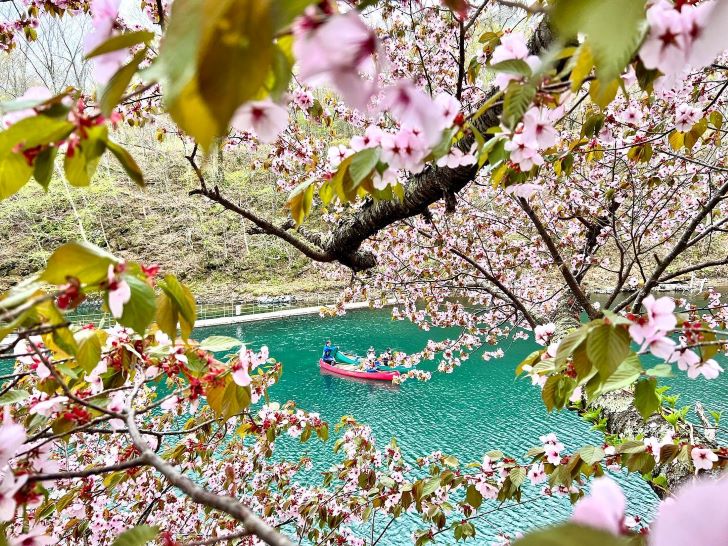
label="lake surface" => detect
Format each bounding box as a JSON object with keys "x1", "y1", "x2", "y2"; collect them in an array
[{"x1": 196, "y1": 308, "x2": 728, "y2": 543}]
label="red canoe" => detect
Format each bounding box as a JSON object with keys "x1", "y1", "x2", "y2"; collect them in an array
[{"x1": 319, "y1": 359, "x2": 399, "y2": 381}]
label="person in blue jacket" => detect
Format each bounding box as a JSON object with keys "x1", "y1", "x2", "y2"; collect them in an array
[{"x1": 322, "y1": 340, "x2": 337, "y2": 363}]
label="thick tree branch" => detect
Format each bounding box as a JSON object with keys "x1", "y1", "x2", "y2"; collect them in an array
[{"x1": 519, "y1": 199, "x2": 599, "y2": 319}]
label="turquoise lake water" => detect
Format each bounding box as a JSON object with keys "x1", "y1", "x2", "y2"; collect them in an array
[{"x1": 194, "y1": 308, "x2": 728, "y2": 543}]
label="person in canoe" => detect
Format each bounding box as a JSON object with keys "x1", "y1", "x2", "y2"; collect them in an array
[
  {"x1": 322, "y1": 340, "x2": 337, "y2": 364},
  {"x1": 381, "y1": 348, "x2": 392, "y2": 367}
]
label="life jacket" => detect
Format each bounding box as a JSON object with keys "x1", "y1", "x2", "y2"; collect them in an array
[{"x1": 322, "y1": 346, "x2": 333, "y2": 358}]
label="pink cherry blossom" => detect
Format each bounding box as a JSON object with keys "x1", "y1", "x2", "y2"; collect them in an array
[
  {"x1": 691, "y1": 447, "x2": 718, "y2": 471},
  {"x1": 534, "y1": 323, "x2": 555, "y2": 345},
  {"x1": 504, "y1": 183, "x2": 542, "y2": 200},
  {"x1": 327, "y1": 144, "x2": 353, "y2": 167},
  {"x1": 107, "y1": 265, "x2": 131, "y2": 319},
  {"x1": 685, "y1": 0, "x2": 725, "y2": 68},
  {"x1": 521, "y1": 107, "x2": 558, "y2": 149},
  {"x1": 643, "y1": 295, "x2": 677, "y2": 331},
  {"x1": 351, "y1": 125, "x2": 384, "y2": 151},
  {"x1": 687, "y1": 358, "x2": 723, "y2": 380},
  {"x1": 571, "y1": 477, "x2": 625, "y2": 536},
  {"x1": 293, "y1": 11, "x2": 380, "y2": 110},
  {"x1": 504, "y1": 134, "x2": 544, "y2": 171},
  {"x1": 380, "y1": 128, "x2": 428, "y2": 173},
  {"x1": 372, "y1": 167, "x2": 398, "y2": 190},
  {"x1": 0, "y1": 472, "x2": 27, "y2": 522},
  {"x1": 645, "y1": 335, "x2": 676, "y2": 360},
  {"x1": 231, "y1": 101, "x2": 289, "y2": 144},
  {"x1": 232, "y1": 346, "x2": 252, "y2": 387},
  {"x1": 382, "y1": 81, "x2": 445, "y2": 146},
  {"x1": 527, "y1": 462, "x2": 546, "y2": 484},
  {"x1": 491, "y1": 33, "x2": 540, "y2": 90},
  {"x1": 9, "y1": 527, "x2": 55, "y2": 546},
  {"x1": 29, "y1": 396, "x2": 69, "y2": 417},
  {"x1": 84, "y1": 0, "x2": 124, "y2": 84},
  {"x1": 674, "y1": 103, "x2": 701, "y2": 131},
  {"x1": 650, "y1": 478, "x2": 728, "y2": 545},
  {"x1": 674, "y1": 347, "x2": 699, "y2": 371},
  {"x1": 160, "y1": 395, "x2": 178, "y2": 411},
  {"x1": 436, "y1": 146, "x2": 476, "y2": 169},
  {"x1": 434, "y1": 92, "x2": 461, "y2": 128},
  {"x1": 0, "y1": 408, "x2": 26, "y2": 469},
  {"x1": 639, "y1": 1, "x2": 690, "y2": 75},
  {"x1": 2, "y1": 86, "x2": 52, "y2": 127},
  {"x1": 292, "y1": 88, "x2": 314, "y2": 110}
]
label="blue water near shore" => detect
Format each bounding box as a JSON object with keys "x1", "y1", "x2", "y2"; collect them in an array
[{"x1": 195, "y1": 308, "x2": 728, "y2": 543}]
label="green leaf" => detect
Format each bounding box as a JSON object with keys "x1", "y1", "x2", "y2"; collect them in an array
[
  {"x1": 105, "y1": 138, "x2": 145, "y2": 186},
  {"x1": 490, "y1": 59, "x2": 532, "y2": 76},
  {"x1": 267, "y1": 38, "x2": 294, "y2": 101},
  {"x1": 111, "y1": 525, "x2": 159, "y2": 546},
  {"x1": 599, "y1": 352, "x2": 643, "y2": 395},
  {"x1": 0, "y1": 389, "x2": 30, "y2": 406},
  {"x1": 0, "y1": 148, "x2": 33, "y2": 200},
  {"x1": 502, "y1": 81, "x2": 536, "y2": 129},
  {"x1": 349, "y1": 148, "x2": 380, "y2": 186},
  {"x1": 634, "y1": 377, "x2": 660, "y2": 420},
  {"x1": 570, "y1": 43, "x2": 594, "y2": 91},
  {"x1": 41, "y1": 241, "x2": 118, "y2": 285},
  {"x1": 553, "y1": 0, "x2": 647, "y2": 82},
  {"x1": 555, "y1": 326, "x2": 589, "y2": 367},
  {"x1": 155, "y1": 292, "x2": 178, "y2": 341},
  {"x1": 578, "y1": 445, "x2": 605, "y2": 465},
  {"x1": 196, "y1": 0, "x2": 274, "y2": 143},
  {"x1": 0, "y1": 115, "x2": 75, "y2": 150},
  {"x1": 117, "y1": 275, "x2": 156, "y2": 335},
  {"x1": 646, "y1": 364, "x2": 673, "y2": 378},
  {"x1": 157, "y1": 275, "x2": 196, "y2": 339},
  {"x1": 75, "y1": 328, "x2": 103, "y2": 374},
  {"x1": 64, "y1": 125, "x2": 108, "y2": 187},
  {"x1": 86, "y1": 30, "x2": 155, "y2": 58},
  {"x1": 199, "y1": 336, "x2": 243, "y2": 352},
  {"x1": 586, "y1": 324, "x2": 630, "y2": 380},
  {"x1": 513, "y1": 523, "x2": 627, "y2": 546},
  {"x1": 100, "y1": 49, "x2": 148, "y2": 117},
  {"x1": 589, "y1": 79, "x2": 619, "y2": 109},
  {"x1": 465, "y1": 484, "x2": 482, "y2": 508},
  {"x1": 509, "y1": 466, "x2": 527, "y2": 488},
  {"x1": 33, "y1": 146, "x2": 57, "y2": 189},
  {"x1": 287, "y1": 179, "x2": 315, "y2": 226}
]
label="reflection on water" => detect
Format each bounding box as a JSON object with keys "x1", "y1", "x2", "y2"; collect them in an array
[{"x1": 195, "y1": 307, "x2": 728, "y2": 543}]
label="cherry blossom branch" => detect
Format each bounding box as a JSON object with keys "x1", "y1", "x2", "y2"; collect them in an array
[
  {"x1": 26, "y1": 457, "x2": 147, "y2": 482},
  {"x1": 182, "y1": 530, "x2": 251, "y2": 546},
  {"x1": 518, "y1": 199, "x2": 599, "y2": 319},
  {"x1": 124, "y1": 384, "x2": 294, "y2": 546}
]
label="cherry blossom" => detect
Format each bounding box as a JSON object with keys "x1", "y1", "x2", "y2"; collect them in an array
[
  {"x1": 527, "y1": 462, "x2": 546, "y2": 484},
  {"x1": 0, "y1": 472, "x2": 26, "y2": 522},
  {"x1": 436, "y1": 146, "x2": 476, "y2": 168},
  {"x1": 231, "y1": 101, "x2": 289, "y2": 144},
  {"x1": 570, "y1": 477, "x2": 625, "y2": 536},
  {"x1": 521, "y1": 107, "x2": 558, "y2": 149},
  {"x1": 1, "y1": 86, "x2": 52, "y2": 127},
  {"x1": 674, "y1": 103, "x2": 702, "y2": 131},
  {"x1": 382, "y1": 81, "x2": 445, "y2": 146},
  {"x1": 293, "y1": 11, "x2": 380, "y2": 110},
  {"x1": 650, "y1": 478, "x2": 728, "y2": 545},
  {"x1": 0, "y1": 409, "x2": 26, "y2": 469},
  {"x1": 84, "y1": 0, "x2": 124, "y2": 84},
  {"x1": 327, "y1": 144, "x2": 353, "y2": 167},
  {"x1": 232, "y1": 346, "x2": 252, "y2": 387},
  {"x1": 29, "y1": 396, "x2": 68, "y2": 417},
  {"x1": 504, "y1": 183, "x2": 542, "y2": 200},
  {"x1": 691, "y1": 447, "x2": 718, "y2": 471},
  {"x1": 491, "y1": 33, "x2": 540, "y2": 90},
  {"x1": 534, "y1": 323, "x2": 555, "y2": 345},
  {"x1": 639, "y1": 1, "x2": 691, "y2": 75},
  {"x1": 8, "y1": 527, "x2": 55, "y2": 546},
  {"x1": 504, "y1": 134, "x2": 544, "y2": 171},
  {"x1": 350, "y1": 125, "x2": 384, "y2": 151},
  {"x1": 686, "y1": 358, "x2": 723, "y2": 380},
  {"x1": 107, "y1": 265, "x2": 131, "y2": 319}
]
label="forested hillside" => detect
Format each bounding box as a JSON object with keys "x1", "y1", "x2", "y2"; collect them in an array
[{"x1": 0, "y1": 123, "x2": 342, "y2": 301}]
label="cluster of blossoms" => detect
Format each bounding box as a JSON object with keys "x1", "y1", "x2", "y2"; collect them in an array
[
  {"x1": 628, "y1": 295, "x2": 723, "y2": 380},
  {"x1": 639, "y1": 0, "x2": 728, "y2": 76},
  {"x1": 570, "y1": 475, "x2": 728, "y2": 544}
]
